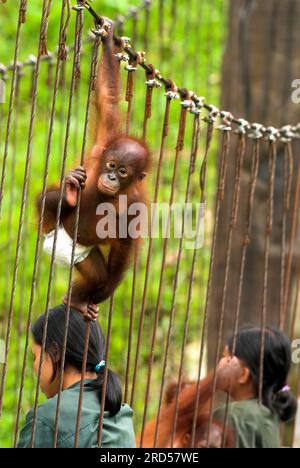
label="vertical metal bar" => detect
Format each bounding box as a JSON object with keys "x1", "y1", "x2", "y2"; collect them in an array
[
  {"x1": 290, "y1": 257, "x2": 300, "y2": 340},
  {"x1": 124, "y1": 248, "x2": 138, "y2": 403},
  {"x1": 2, "y1": 67, "x2": 21, "y2": 320},
  {"x1": 191, "y1": 128, "x2": 231, "y2": 447},
  {"x1": 283, "y1": 143, "x2": 300, "y2": 320},
  {"x1": 131, "y1": 8, "x2": 138, "y2": 46},
  {"x1": 125, "y1": 61, "x2": 137, "y2": 134},
  {"x1": 259, "y1": 141, "x2": 277, "y2": 404},
  {"x1": 0, "y1": 0, "x2": 53, "y2": 419},
  {"x1": 154, "y1": 114, "x2": 204, "y2": 448},
  {"x1": 279, "y1": 141, "x2": 293, "y2": 330},
  {"x1": 13, "y1": 0, "x2": 71, "y2": 447},
  {"x1": 130, "y1": 93, "x2": 172, "y2": 408},
  {"x1": 221, "y1": 137, "x2": 261, "y2": 446},
  {"x1": 205, "y1": 0, "x2": 215, "y2": 101},
  {"x1": 191, "y1": 121, "x2": 223, "y2": 447},
  {"x1": 0, "y1": 0, "x2": 28, "y2": 217},
  {"x1": 73, "y1": 322, "x2": 91, "y2": 447},
  {"x1": 58, "y1": 15, "x2": 102, "y2": 450},
  {"x1": 139, "y1": 101, "x2": 189, "y2": 447},
  {"x1": 143, "y1": 0, "x2": 150, "y2": 52},
  {"x1": 292, "y1": 366, "x2": 300, "y2": 448},
  {"x1": 142, "y1": 70, "x2": 155, "y2": 141},
  {"x1": 97, "y1": 295, "x2": 114, "y2": 447},
  {"x1": 12, "y1": 0, "x2": 71, "y2": 447},
  {"x1": 207, "y1": 131, "x2": 246, "y2": 445},
  {"x1": 192, "y1": 0, "x2": 203, "y2": 88},
  {"x1": 158, "y1": 0, "x2": 164, "y2": 60}
]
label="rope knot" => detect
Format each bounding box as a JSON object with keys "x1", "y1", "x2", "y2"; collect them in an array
[
  {"x1": 265, "y1": 126, "x2": 279, "y2": 142},
  {"x1": 218, "y1": 111, "x2": 233, "y2": 131},
  {"x1": 204, "y1": 104, "x2": 219, "y2": 124},
  {"x1": 235, "y1": 118, "x2": 250, "y2": 135},
  {"x1": 248, "y1": 123, "x2": 265, "y2": 140}
]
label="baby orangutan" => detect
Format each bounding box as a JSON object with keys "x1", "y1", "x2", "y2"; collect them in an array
[
  {"x1": 37, "y1": 21, "x2": 150, "y2": 320},
  {"x1": 139, "y1": 374, "x2": 235, "y2": 448}
]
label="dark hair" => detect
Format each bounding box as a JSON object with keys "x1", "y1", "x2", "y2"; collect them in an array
[
  {"x1": 227, "y1": 326, "x2": 297, "y2": 422},
  {"x1": 32, "y1": 304, "x2": 122, "y2": 416}
]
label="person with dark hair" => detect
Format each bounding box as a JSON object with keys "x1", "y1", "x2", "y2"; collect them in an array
[
  {"x1": 214, "y1": 326, "x2": 298, "y2": 449},
  {"x1": 17, "y1": 304, "x2": 136, "y2": 448}
]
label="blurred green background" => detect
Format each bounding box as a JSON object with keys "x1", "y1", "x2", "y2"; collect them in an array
[{"x1": 0, "y1": 0, "x2": 226, "y2": 447}]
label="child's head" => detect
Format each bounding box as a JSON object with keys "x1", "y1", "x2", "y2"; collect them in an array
[
  {"x1": 31, "y1": 304, "x2": 122, "y2": 415},
  {"x1": 218, "y1": 325, "x2": 297, "y2": 422}
]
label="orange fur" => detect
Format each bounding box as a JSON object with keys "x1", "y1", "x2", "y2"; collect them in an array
[
  {"x1": 139, "y1": 374, "x2": 235, "y2": 449},
  {"x1": 37, "y1": 24, "x2": 151, "y2": 309}
]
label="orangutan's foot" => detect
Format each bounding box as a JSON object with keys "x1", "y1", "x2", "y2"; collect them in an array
[{"x1": 62, "y1": 296, "x2": 99, "y2": 322}]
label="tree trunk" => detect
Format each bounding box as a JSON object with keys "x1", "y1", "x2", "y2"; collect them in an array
[{"x1": 208, "y1": 0, "x2": 300, "y2": 366}]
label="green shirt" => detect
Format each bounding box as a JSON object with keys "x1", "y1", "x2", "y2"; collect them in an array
[
  {"x1": 214, "y1": 399, "x2": 280, "y2": 449},
  {"x1": 17, "y1": 380, "x2": 136, "y2": 448}
]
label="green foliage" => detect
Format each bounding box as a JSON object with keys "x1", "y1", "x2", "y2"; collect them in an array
[{"x1": 0, "y1": 0, "x2": 226, "y2": 447}]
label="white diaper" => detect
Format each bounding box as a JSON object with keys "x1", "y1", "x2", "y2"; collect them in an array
[{"x1": 43, "y1": 225, "x2": 93, "y2": 267}]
